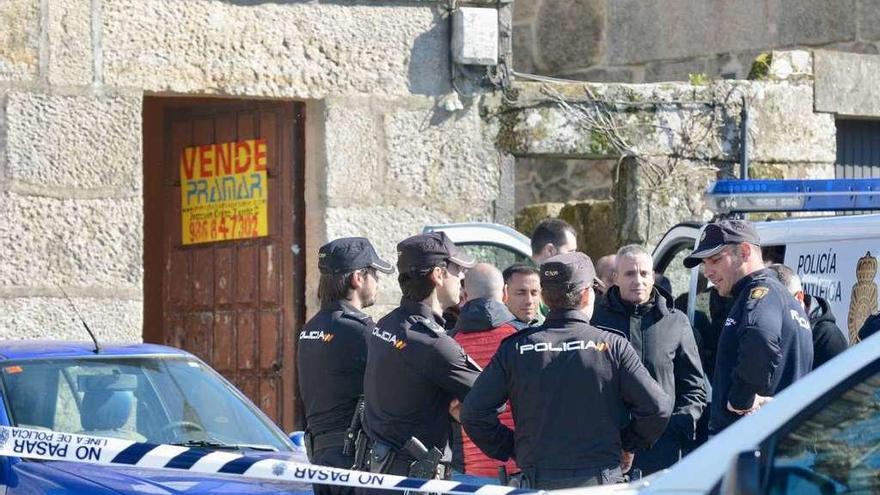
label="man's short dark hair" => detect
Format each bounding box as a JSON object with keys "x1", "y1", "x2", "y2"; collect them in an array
[
  {"x1": 530, "y1": 218, "x2": 576, "y2": 256},
  {"x1": 542, "y1": 285, "x2": 586, "y2": 310},
  {"x1": 765, "y1": 263, "x2": 802, "y2": 295},
  {"x1": 318, "y1": 272, "x2": 355, "y2": 308},
  {"x1": 398, "y1": 265, "x2": 441, "y2": 302},
  {"x1": 654, "y1": 272, "x2": 672, "y2": 295},
  {"x1": 318, "y1": 267, "x2": 375, "y2": 308},
  {"x1": 502, "y1": 263, "x2": 540, "y2": 284}
]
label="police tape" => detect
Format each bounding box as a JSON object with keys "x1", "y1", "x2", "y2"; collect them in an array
[{"x1": 0, "y1": 426, "x2": 540, "y2": 495}]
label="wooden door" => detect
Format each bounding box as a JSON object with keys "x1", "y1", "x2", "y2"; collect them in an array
[{"x1": 144, "y1": 98, "x2": 305, "y2": 432}]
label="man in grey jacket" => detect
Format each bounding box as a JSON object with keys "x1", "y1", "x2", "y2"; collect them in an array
[{"x1": 591, "y1": 245, "x2": 707, "y2": 474}]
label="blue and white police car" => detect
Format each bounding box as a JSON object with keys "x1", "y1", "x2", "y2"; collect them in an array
[{"x1": 0, "y1": 341, "x2": 312, "y2": 494}]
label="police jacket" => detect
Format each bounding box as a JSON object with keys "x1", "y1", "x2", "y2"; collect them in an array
[
  {"x1": 709, "y1": 269, "x2": 814, "y2": 433},
  {"x1": 297, "y1": 300, "x2": 372, "y2": 436},
  {"x1": 460, "y1": 309, "x2": 672, "y2": 472},
  {"x1": 804, "y1": 294, "x2": 847, "y2": 369},
  {"x1": 860, "y1": 312, "x2": 880, "y2": 341},
  {"x1": 362, "y1": 298, "x2": 481, "y2": 455},
  {"x1": 591, "y1": 286, "x2": 707, "y2": 444},
  {"x1": 451, "y1": 298, "x2": 518, "y2": 477}
]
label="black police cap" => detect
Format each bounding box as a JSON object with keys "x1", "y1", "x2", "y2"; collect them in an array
[
  {"x1": 396, "y1": 232, "x2": 476, "y2": 274},
  {"x1": 318, "y1": 237, "x2": 394, "y2": 275},
  {"x1": 683, "y1": 220, "x2": 761, "y2": 268},
  {"x1": 540, "y1": 252, "x2": 598, "y2": 291}
]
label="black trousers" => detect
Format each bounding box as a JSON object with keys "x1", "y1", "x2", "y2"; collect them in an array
[
  {"x1": 633, "y1": 428, "x2": 683, "y2": 475},
  {"x1": 527, "y1": 466, "x2": 623, "y2": 490},
  {"x1": 354, "y1": 455, "x2": 445, "y2": 495},
  {"x1": 311, "y1": 446, "x2": 357, "y2": 495}
]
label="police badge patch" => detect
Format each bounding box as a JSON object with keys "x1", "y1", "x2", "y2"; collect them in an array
[
  {"x1": 272, "y1": 462, "x2": 287, "y2": 476},
  {"x1": 749, "y1": 287, "x2": 769, "y2": 300},
  {"x1": 0, "y1": 427, "x2": 8, "y2": 448}
]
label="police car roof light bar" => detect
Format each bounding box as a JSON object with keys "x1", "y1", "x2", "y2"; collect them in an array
[{"x1": 706, "y1": 178, "x2": 880, "y2": 214}]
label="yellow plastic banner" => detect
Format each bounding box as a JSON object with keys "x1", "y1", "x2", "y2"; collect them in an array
[{"x1": 180, "y1": 139, "x2": 269, "y2": 245}]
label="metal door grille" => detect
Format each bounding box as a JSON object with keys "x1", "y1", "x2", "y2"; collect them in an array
[{"x1": 836, "y1": 119, "x2": 880, "y2": 178}]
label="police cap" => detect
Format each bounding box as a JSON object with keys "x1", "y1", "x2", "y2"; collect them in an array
[
  {"x1": 318, "y1": 237, "x2": 394, "y2": 275},
  {"x1": 683, "y1": 219, "x2": 761, "y2": 268},
  {"x1": 540, "y1": 252, "x2": 597, "y2": 291},
  {"x1": 396, "y1": 232, "x2": 476, "y2": 274}
]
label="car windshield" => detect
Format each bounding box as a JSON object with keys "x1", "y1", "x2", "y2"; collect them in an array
[{"x1": 0, "y1": 356, "x2": 291, "y2": 452}]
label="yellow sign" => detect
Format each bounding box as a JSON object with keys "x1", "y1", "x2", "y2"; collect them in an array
[{"x1": 180, "y1": 139, "x2": 268, "y2": 245}]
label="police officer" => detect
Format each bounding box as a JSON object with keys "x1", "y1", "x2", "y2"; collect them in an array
[
  {"x1": 359, "y1": 232, "x2": 480, "y2": 486},
  {"x1": 683, "y1": 220, "x2": 813, "y2": 435},
  {"x1": 297, "y1": 237, "x2": 394, "y2": 495},
  {"x1": 461, "y1": 252, "x2": 672, "y2": 490}
]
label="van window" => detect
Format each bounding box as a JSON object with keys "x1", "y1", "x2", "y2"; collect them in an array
[
  {"x1": 766, "y1": 362, "x2": 880, "y2": 494},
  {"x1": 762, "y1": 245, "x2": 786, "y2": 265},
  {"x1": 663, "y1": 247, "x2": 693, "y2": 300},
  {"x1": 456, "y1": 243, "x2": 532, "y2": 270}
]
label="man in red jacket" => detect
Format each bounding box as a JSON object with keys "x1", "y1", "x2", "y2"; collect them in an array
[{"x1": 450, "y1": 263, "x2": 519, "y2": 484}]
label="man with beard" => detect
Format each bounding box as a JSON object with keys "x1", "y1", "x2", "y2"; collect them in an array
[
  {"x1": 297, "y1": 237, "x2": 394, "y2": 495},
  {"x1": 358, "y1": 232, "x2": 481, "y2": 491},
  {"x1": 683, "y1": 220, "x2": 813, "y2": 434}
]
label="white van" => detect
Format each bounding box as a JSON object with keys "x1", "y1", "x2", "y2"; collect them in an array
[
  {"x1": 654, "y1": 213, "x2": 880, "y2": 343},
  {"x1": 653, "y1": 179, "x2": 880, "y2": 344}
]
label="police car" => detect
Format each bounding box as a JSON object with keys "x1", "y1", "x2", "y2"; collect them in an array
[
  {"x1": 422, "y1": 222, "x2": 533, "y2": 267},
  {"x1": 0, "y1": 341, "x2": 312, "y2": 494}
]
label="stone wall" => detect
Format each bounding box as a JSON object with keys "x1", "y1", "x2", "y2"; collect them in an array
[
  {"x1": 0, "y1": 0, "x2": 506, "y2": 337},
  {"x1": 514, "y1": 157, "x2": 614, "y2": 212},
  {"x1": 491, "y1": 50, "x2": 837, "y2": 251},
  {"x1": 514, "y1": 0, "x2": 880, "y2": 83},
  {"x1": 312, "y1": 96, "x2": 503, "y2": 317}
]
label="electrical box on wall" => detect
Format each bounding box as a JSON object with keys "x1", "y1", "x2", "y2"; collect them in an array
[{"x1": 452, "y1": 7, "x2": 498, "y2": 66}]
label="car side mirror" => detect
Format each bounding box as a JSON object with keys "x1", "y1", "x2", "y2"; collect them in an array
[
  {"x1": 289, "y1": 431, "x2": 305, "y2": 449},
  {"x1": 721, "y1": 450, "x2": 762, "y2": 495}
]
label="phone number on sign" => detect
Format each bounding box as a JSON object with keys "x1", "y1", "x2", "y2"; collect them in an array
[{"x1": 188, "y1": 214, "x2": 261, "y2": 243}]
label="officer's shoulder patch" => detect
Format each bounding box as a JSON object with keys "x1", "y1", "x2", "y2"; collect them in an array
[
  {"x1": 501, "y1": 325, "x2": 541, "y2": 345},
  {"x1": 407, "y1": 315, "x2": 444, "y2": 335},
  {"x1": 340, "y1": 310, "x2": 372, "y2": 326},
  {"x1": 749, "y1": 287, "x2": 769, "y2": 300},
  {"x1": 593, "y1": 324, "x2": 627, "y2": 339}
]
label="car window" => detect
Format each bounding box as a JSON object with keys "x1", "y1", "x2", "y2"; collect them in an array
[
  {"x1": 767, "y1": 363, "x2": 880, "y2": 494},
  {"x1": 54, "y1": 370, "x2": 82, "y2": 433},
  {"x1": 1, "y1": 357, "x2": 290, "y2": 451},
  {"x1": 662, "y1": 246, "x2": 693, "y2": 300},
  {"x1": 456, "y1": 243, "x2": 532, "y2": 270}
]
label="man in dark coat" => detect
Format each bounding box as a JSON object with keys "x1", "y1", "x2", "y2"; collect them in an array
[
  {"x1": 592, "y1": 244, "x2": 707, "y2": 474},
  {"x1": 765, "y1": 263, "x2": 848, "y2": 369}
]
